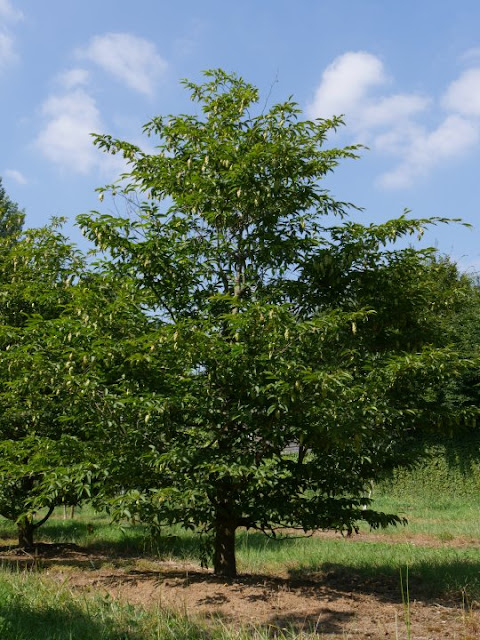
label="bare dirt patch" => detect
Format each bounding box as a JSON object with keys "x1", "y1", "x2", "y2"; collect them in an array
[
  {"x1": 61, "y1": 563, "x2": 480, "y2": 639},
  {"x1": 0, "y1": 542, "x2": 479, "y2": 638}
]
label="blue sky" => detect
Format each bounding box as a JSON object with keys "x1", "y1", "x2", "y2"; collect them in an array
[{"x1": 1, "y1": 0, "x2": 480, "y2": 270}]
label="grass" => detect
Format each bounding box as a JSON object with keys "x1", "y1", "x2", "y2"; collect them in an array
[
  {"x1": 235, "y1": 530, "x2": 480, "y2": 606},
  {"x1": 369, "y1": 493, "x2": 480, "y2": 541},
  {"x1": 0, "y1": 572, "x2": 147, "y2": 640},
  {"x1": 0, "y1": 569, "x2": 319, "y2": 640},
  {"x1": 1, "y1": 491, "x2": 480, "y2": 638},
  {"x1": 3, "y1": 494, "x2": 480, "y2": 596}
]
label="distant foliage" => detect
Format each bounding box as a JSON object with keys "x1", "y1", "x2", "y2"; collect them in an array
[
  {"x1": 0, "y1": 177, "x2": 24, "y2": 238},
  {"x1": 380, "y1": 432, "x2": 480, "y2": 500}
]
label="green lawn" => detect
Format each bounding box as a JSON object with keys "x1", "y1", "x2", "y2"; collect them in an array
[{"x1": 0, "y1": 491, "x2": 479, "y2": 638}]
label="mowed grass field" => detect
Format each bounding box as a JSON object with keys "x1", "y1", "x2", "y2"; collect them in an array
[{"x1": 1, "y1": 490, "x2": 480, "y2": 639}]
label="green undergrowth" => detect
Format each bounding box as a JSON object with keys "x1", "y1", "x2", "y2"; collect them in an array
[{"x1": 378, "y1": 432, "x2": 480, "y2": 500}]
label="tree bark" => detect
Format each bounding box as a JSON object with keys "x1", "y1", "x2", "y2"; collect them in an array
[
  {"x1": 213, "y1": 519, "x2": 237, "y2": 577},
  {"x1": 17, "y1": 517, "x2": 35, "y2": 549}
]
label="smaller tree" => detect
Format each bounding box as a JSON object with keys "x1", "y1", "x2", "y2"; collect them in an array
[{"x1": 0, "y1": 221, "x2": 141, "y2": 547}]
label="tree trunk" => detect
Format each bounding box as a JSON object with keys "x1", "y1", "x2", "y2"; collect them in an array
[
  {"x1": 16, "y1": 505, "x2": 54, "y2": 549},
  {"x1": 17, "y1": 517, "x2": 35, "y2": 549},
  {"x1": 213, "y1": 519, "x2": 237, "y2": 577}
]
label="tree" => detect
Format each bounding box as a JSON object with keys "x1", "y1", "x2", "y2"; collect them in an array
[
  {"x1": 0, "y1": 221, "x2": 89, "y2": 546},
  {"x1": 78, "y1": 70, "x2": 477, "y2": 576},
  {"x1": 0, "y1": 219, "x2": 149, "y2": 547},
  {"x1": 0, "y1": 177, "x2": 24, "y2": 238}
]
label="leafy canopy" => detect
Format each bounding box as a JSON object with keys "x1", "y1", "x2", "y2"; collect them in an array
[
  {"x1": 0, "y1": 219, "x2": 148, "y2": 546},
  {"x1": 79, "y1": 69, "x2": 477, "y2": 576}
]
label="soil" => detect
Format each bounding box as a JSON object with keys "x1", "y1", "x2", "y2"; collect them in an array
[{"x1": 0, "y1": 536, "x2": 479, "y2": 639}]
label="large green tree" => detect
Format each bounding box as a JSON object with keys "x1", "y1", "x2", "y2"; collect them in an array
[{"x1": 79, "y1": 70, "x2": 477, "y2": 576}]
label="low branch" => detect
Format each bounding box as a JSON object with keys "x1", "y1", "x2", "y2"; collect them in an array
[{"x1": 33, "y1": 504, "x2": 55, "y2": 530}]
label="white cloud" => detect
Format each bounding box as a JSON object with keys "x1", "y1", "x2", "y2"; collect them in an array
[
  {"x1": 309, "y1": 51, "x2": 480, "y2": 189},
  {"x1": 378, "y1": 115, "x2": 479, "y2": 189},
  {"x1": 4, "y1": 168, "x2": 27, "y2": 185},
  {"x1": 78, "y1": 33, "x2": 167, "y2": 96},
  {"x1": 460, "y1": 48, "x2": 480, "y2": 63},
  {"x1": 373, "y1": 122, "x2": 421, "y2": 156},
  {"x1": 307, "y1": 51, "x2": 386, "y2": 121},
  {"x1": 0, "y1": 30, "x2": 15, "y2": 69},
  {"x1": 56, "y1": 68, "x2": 90, "y2": 90},
  {"x1": 0, "y1": 0, "x2": 22, "y2": 73},
  {"x1": 361, "y1": 94, "x2": 430, "y2": 130},
  {"x1": 35, "y1": 88, "x2": 104, "y2": 174},
  {"x1": 35, "y1": 84, "x2": 128, "y2": 177},
  {"x1": 308, "y1": 51, "x2": 428, "y2": 133},
  {"x1": 442, "y1": 68, "x2": 480, "y2": 117},
  {"x1": 0, "y1": 0, "x2": 23, "y2": 22}
]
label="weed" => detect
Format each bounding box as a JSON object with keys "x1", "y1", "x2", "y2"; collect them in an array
[{"x1": 399, "y1": 566, "x2": 411, "y2": 640}]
